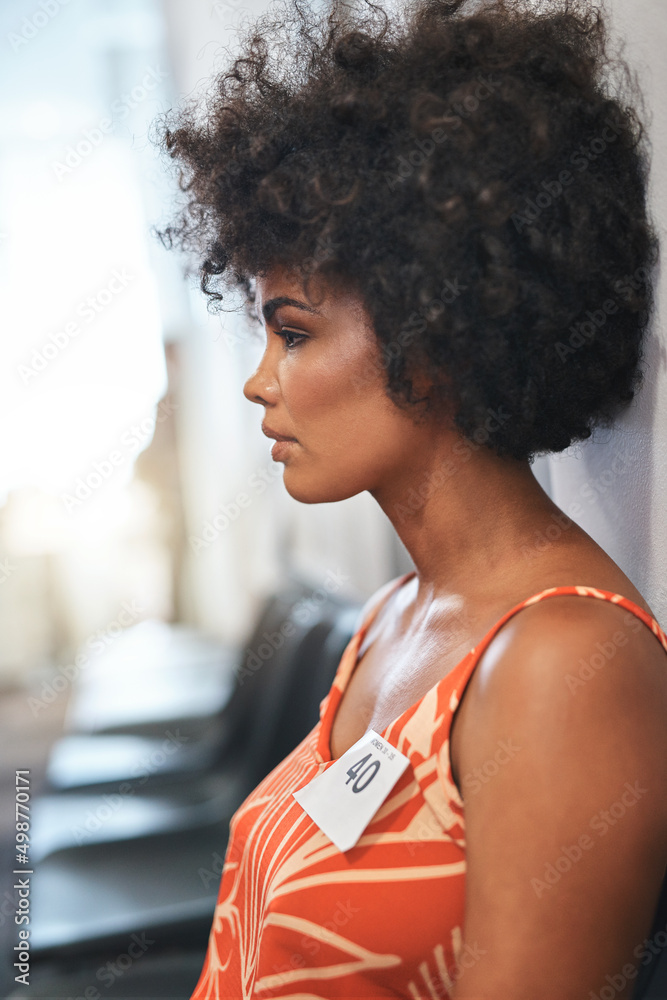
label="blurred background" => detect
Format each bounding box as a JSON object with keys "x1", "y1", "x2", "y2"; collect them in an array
[{"x1": 0, "y1": 0, "x2": 665, "y2": 997}]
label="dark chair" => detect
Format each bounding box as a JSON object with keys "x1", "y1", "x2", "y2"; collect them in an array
[
  {"x1": 7, "y1": 948, "x2": 206, "y2": 1000},
  {"x1": 27, "y1": 581, "x2": 360, "y2": 966},
  {"x1": 42, "y1": 600, "x2": 296, "y2": 795},
  {"x1": 28, "y1": 593, "x2": 316, "y2": 879}
]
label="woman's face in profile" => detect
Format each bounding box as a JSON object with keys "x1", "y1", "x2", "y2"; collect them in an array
[{"x1": 244, "y1": 266, "x2": 434, "y2": 505}]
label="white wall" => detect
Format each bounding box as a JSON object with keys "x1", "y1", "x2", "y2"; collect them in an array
[
  {"x1": 539, "y1": 0, "x2": 667, "y2": 626},
  {"x1": 159, "y1": 0, "x2": 667, "y2": 642}
]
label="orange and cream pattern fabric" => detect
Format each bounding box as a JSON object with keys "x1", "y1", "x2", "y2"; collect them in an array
[{"x1": 190, "y1": 572, "x2": 667, "y2": 1000}]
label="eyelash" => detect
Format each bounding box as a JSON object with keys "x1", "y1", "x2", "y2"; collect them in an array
[{"x1": 274, "y1": 328, "x2": 307, "y2": 350}]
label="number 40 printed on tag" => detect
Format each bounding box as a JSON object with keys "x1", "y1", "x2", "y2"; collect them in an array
[
  {"x1": 293, "y1": 730, "x2": 411, "y2": 852},
  {"x1": 345, "y1": 750, "x2": 381, "y2": 793}
]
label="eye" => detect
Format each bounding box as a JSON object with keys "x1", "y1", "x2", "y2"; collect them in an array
[{"x1": 274, "y1": 328, "x2": 307, "y2": 350}]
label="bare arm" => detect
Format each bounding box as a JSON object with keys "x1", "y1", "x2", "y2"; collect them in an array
[{"x1": 450, "y1": 596, "x2": 667, "y2": 1000}]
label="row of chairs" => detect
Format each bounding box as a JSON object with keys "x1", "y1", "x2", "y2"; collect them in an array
[{"x1": 11, "y1": 576, "x2": 361, "y2": 998}]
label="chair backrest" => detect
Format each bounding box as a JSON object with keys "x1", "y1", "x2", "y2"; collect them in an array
[
  {"x1": 258, "y1": 602, "x2": 360, "y2": 777},
  {"x1": 238, "y1": 582, "x2": 360, "y2": 790},
  {"x1": 214, "y1": 580, "x2": 320, "y2": 754}
]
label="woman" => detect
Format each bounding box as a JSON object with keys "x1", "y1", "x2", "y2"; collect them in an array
[{"x1": 159, "y1": 0, "x2": 667, "y2": 996}]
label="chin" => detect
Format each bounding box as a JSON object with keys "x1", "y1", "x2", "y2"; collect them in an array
[{"x1": 282, "y1": 466, "x2": 365, "y2": 505}]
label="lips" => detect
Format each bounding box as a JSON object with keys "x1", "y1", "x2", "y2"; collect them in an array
[{"x1": 261, "y1": 423, "x2": 298, "y2": 443}]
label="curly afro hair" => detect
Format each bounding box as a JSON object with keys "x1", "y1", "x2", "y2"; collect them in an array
[{"x1": 157, "y1": 0, "x2": 658, "y2": 461}]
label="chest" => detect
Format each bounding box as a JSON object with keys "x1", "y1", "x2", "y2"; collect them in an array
[
  {"x1": 224, "y1": 733, "x2": 469, "y2": 999},
  {"x1": 329, "y1": 616, "x2": 478, "y2": 760}
]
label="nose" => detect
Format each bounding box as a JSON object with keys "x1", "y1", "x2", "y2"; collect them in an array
[{"x1": 243, "y1": 344, "x2": 279, "y2": 407}]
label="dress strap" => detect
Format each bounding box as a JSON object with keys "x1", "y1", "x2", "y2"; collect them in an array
[
  {"x1": 432, "y1": 585, "x2": 667, "y2": 810},
  {"x1": 448, "y1": 585, "x2": 667, "y2": 724},
  {"x1": 473, "y1": 585, "x2": 667, "y2": 659}
]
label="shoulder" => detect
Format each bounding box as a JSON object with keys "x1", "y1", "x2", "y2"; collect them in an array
[
  {"x1": 472, "y1": 591, "x2": 667, "y2": 707},
  {"x1": 455, "y1": 589, "x2": 667, "y2": 820}
]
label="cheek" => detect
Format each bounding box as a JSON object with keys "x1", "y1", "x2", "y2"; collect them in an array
[
  {"x1": 283, "y1": 345, "x2": 420, "y2": 497},
  {"x1": 282, "y1": 341, "x2": 387, "y2": 439},
  {"x1": 276, "y1": 332, "x2": 428, "y2": 503}
]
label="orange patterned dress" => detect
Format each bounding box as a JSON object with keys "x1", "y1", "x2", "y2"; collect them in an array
[{"x1": 190, "y1": 571, "x2": 667, "y2": 1000}]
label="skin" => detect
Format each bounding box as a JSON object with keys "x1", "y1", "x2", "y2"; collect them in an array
[{"x1": 243, "y1": 264, "x2": 667, "y2": 1000}]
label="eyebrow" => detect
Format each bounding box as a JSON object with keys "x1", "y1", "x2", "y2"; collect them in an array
[{"x1": 261, "y1": 296, "x2": 321, "y2": 323}]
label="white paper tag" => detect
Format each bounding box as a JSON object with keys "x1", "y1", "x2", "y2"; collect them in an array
[{"x1": 293, "y1": 730, "x2": 411, "y2": 852}]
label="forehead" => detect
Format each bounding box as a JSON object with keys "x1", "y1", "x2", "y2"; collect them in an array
[
  {"x1": 255, "y1": 266, "x2": 328, "y2": 314},
  {"x1": 255, "y1": 266, "x2": 368, "y2": 325}
]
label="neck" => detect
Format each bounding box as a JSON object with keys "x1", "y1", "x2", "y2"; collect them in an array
[{"x1": 371, "y1": 430, "x2": 572, "y2": 601}]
